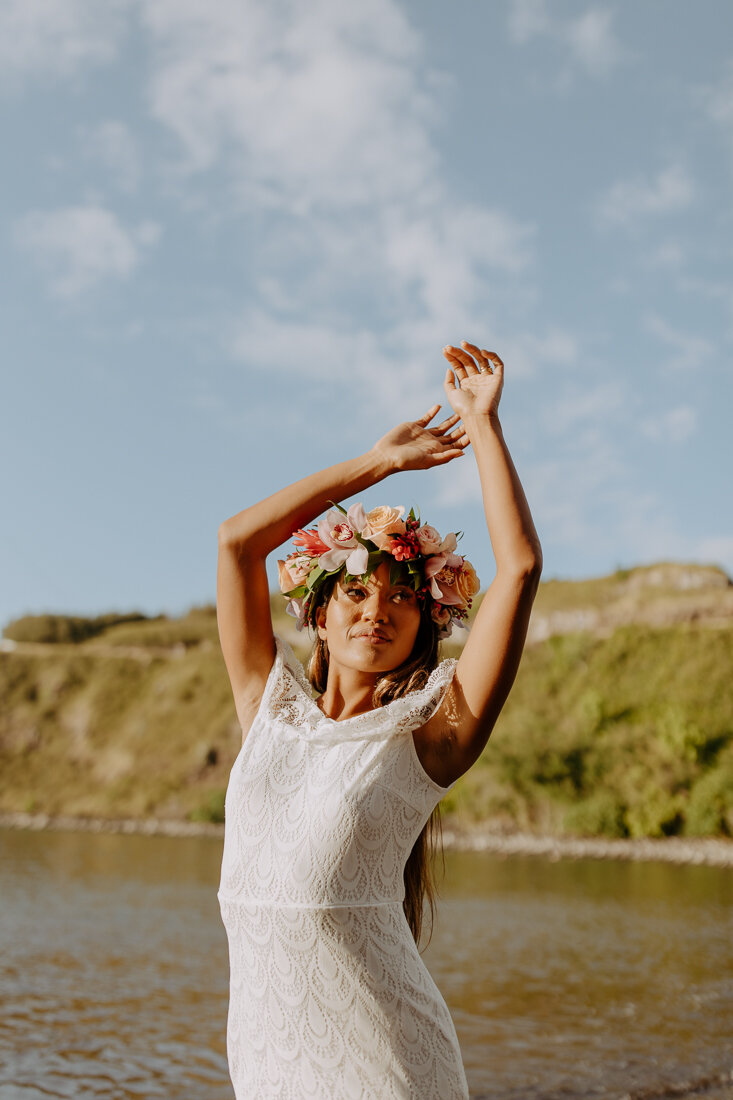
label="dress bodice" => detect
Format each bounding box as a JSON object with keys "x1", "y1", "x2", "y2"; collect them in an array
[{"x1": 218, "y1": 637, "x2": 457, "y2": 910}]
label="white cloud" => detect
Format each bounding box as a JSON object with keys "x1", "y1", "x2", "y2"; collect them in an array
[
  {"x1": 143, "y1": 0, "x2": 539, "y2": 414},
  {"x1": 596, "y1": 164, "x2": 694, "y2": 227},
  {"x1": 566, "y1": 8, "x2": 622, "y2": 77},
  {"x1": 644, "y1": 314, "x2": 714, "y2": 371},
  {"x1": 225, "y1": 200, "x2": 538, "y2": 428},
  {"x1": 507, "y1": 1, "x2": 624, "y2": 79},
  {"x1": 141, "y1": 0, "x2": 435, "y2": 213},
  {"x1": 641, "y1": 405, "x2": 698, "y2": 444},
  {"x1": 542, "y1": 381, "x2": 623, "y2": 436},
  {"x1": 496, "y1": 328, "x2": 579, "y2": 380},
  {"x1": 644, "y1": 242, "x2": 685, "y2": 270},
  {"x1": 14, "y1": 204, "x2": 160, "y2": 298},
  {"x1": 507, "y1": 0, "x2": 550, "y2": 44},
  {"x1": 0, "y1": 0, "x2": 129, "y2": 87},
  {"x1": 79, "y1": 121, "x2": 141, "y2": 192},
  {"x1": 702, "y1": 60, "x2": 733, "y2": 148},
  {"x1": 380, "y1": 204, "x2": 534, "y2": 324}
]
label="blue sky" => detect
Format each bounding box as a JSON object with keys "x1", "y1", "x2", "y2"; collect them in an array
[{"x1": 2, "y1": 0, "x2": 732, "y2": 629}]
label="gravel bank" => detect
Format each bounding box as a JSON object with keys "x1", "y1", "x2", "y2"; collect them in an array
[{"x1": 2, "y1": 812, "x2": 732, "y2": 867}]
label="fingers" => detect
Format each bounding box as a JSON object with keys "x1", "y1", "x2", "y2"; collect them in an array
[
  {"x1": 482, "y1": 349, "x2": 504, "y2": 377},
  {"x1": 444, "y1": 343, "x2": 480, "y2": 377},
  {"x1": 446, "y1": 339, "x2": 505, "y2": 378},
  {"x1": 437, "y1": 427, "x2": 469, "y2": 452},
  {"x1": 448, "y1": 428, "x2": 469, "y2": 445},
  {"x1": 461, "y1": 340, "x2": 492, "y2": 373},
  {"x1": 431, "y1": 446, "x2": 468, "y2": 465},
  {"x1": 414, "y1": 403, "x2": 442, "y2": 427},
  {"x1": 430, "y1": 411, "x2": 460, "y2": 436}
]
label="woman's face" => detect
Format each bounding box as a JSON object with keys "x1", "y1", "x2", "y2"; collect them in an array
[{"x1": 316, "y1": 561, "x2": 422, "y2": 676}]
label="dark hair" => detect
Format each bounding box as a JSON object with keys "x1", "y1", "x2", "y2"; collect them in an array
[{"x1": 306, "y1": 568, "x2": 444, "y2": 948}]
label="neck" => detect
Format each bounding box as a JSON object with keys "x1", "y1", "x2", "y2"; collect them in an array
[{"x1": 318, "y1": 661, "x2": 380, "y2": 721}]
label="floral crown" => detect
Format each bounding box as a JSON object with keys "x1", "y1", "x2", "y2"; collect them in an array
[{"x1": 277, "y1": 503, "x2": 479, "y2": 639}]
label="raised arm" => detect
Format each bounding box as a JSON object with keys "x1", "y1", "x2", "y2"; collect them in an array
[
  {"x1": 217, "y1": 405, "x2": 465, "y2": 736},
  {"x1": 417, "y1": 342, "x2": 543, "y2": 786}
]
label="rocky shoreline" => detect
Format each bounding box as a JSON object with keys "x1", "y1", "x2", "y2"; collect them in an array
[{"x1": 2, "y1": 811, "x2": 732, "y2": 868}]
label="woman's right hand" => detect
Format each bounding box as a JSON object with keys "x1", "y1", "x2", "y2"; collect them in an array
[{"x1": 370, "y1": 405, "x2": 468, "y2": 473}]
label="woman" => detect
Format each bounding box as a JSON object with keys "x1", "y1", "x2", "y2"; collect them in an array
[{"x1": 216, "y1": 341, "x2": 542, "y2": 1099}]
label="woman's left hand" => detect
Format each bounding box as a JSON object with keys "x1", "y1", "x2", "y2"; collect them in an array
[
  {"x1": 371, "y1": 406, "x2": 468, "y2": 472},
  {"x1": 443, "y1": 341, "x2": 504, "y2": 420}
]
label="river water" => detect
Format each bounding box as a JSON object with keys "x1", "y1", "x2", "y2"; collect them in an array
[{"x1": 0, "y1": 828, "x2": 731, "y2": 1100}]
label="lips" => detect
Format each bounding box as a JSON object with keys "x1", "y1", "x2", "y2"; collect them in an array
[{"x1": 355, "y1": 630, "x2": 390, "y2": 643}]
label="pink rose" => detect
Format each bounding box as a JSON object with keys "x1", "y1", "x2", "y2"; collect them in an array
[
  {"x1": 424, "y1": 551, "x2": 465, "y2": 606},
  {"x1": 416, "y1": 524, "x2": 443, "y2": 555},
  {"x1": 440, "y1": 532, "x2": 458, "y2": 553},
  {"x1": 277, "y1": 554, "x2": 312, "y2": 592}
]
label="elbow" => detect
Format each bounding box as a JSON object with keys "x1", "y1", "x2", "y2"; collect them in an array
[
  {"x1": 218, "y1": 518, "x2": 255, "y2": 553},
  {"x1": 527, "y1": 543, "x2": 543, "y2": 581},
  {"x1": 500, "y1": 543, "x2": 543, "y2": 591},
  {"x1": 524, "y1": 542, "x2": 543, "y2": 586},
  {"x1": 217, "y1": 520, "x2": 237, "y2": 547},
  {"x1": 518, "y1": 555, "x2": 542, "y2": 595}
]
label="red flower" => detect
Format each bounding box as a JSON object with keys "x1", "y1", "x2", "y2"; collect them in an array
[
  {"x1": 292, "y1": 527, "x2": 329, "y2": 556},
  {"x1": 386, "y1": 532, "x2": 420, "y2": 561}
]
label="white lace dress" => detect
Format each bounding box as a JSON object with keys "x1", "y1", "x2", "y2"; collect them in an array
[{"x1": 218, "y1": 637, "x2": 469, "y2": 1100}]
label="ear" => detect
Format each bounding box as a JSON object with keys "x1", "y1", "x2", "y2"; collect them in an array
[{"x1": 315, "y1": 604, "x2": 328, "y2": 641}]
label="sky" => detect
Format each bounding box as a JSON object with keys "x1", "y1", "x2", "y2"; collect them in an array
[{"x1": 2, "y1": 0, "x2": 732, "y2": 629}]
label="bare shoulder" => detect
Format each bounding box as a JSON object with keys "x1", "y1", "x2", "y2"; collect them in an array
[{"x1": 412, "y1": 674, "x2": 475, "y2": 788}]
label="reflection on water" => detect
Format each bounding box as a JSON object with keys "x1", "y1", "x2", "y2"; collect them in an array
[
  {"x1": 424, "y1": 853, "x2": 733, "y2": 1099},
  {"x1": 0, "y1": 829, "x2": 731, "y2": 1099}
]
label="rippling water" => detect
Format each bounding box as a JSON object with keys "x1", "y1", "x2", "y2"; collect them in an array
[{"x1": 0, "y1": 828, "x2": 731, "y2": 1099}]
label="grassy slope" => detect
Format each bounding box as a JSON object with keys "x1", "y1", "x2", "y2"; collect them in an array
[{"x1": 2, "y1": 566, "x2": 732, "y2": 836}]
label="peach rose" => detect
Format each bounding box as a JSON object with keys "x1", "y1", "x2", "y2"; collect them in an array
[
  {"x1": 277, "y1": 554, "x2": 312, "y2": 592},
  {"x1": 363, "y1": 505, "x2": 406, "y2": 549},
  {"x1": 416, "y1": 524, "x2": 442, "y2": 555},
  {"x1": 455, "y1": 560, "x2": 480, "y2": 604}
]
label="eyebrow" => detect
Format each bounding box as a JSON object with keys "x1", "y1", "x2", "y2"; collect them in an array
[{"x1": 342, "y1": 578, "x2": 413, "y2": 592}]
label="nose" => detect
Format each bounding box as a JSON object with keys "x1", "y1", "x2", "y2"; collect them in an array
[{"x1": 362, "y1": 590, "x2": 389, "y2": 623}]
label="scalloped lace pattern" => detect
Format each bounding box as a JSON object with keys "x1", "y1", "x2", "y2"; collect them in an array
[{"x1": 218, "y1": 638, "x2": 468, "y2": 1099}]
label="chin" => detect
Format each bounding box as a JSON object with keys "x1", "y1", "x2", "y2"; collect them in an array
[{"x1": 349, "y1": 643, "x2": 411, "y2": 672}]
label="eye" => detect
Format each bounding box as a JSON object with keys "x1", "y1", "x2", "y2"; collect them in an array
[
  {"x1": 344, "y1": 585, "x2": 366, "y2": 599},
  {"x1": 391, "y1": 589, "x2": 414, "y2": 603}
]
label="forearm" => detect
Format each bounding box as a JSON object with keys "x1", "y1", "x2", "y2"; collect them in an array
[
  {"x1": 464, "y1": 414, "x2": 542, "y2": 578},
  {"x1": 218, "y1": 449, "x2": 392, "y2": 557}
]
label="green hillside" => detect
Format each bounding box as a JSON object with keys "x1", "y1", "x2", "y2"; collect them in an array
[{"x1": 2, "y1": 564, "x2": 732, "y2": 837}]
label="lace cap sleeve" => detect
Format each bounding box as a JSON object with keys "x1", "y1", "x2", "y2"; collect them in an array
[
  {"x1": 249, "y1": 634, "x2": 314, "y2": 731},
  {"x1": 385, "y1": 657, "x2": 457, "y2": 734}
]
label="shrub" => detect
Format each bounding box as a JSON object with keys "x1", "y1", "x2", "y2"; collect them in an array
[
  {"x1": 564, "y1": 791, "x2": 628, "y2": 837},
  {"x1": 189, "y1": 789, "x2": 226, "y2": 824},
  {"x1": 685, "y1": 752, "x2": 733, "y2": 836},
  {"x1": 3, "y1": 612, "x2": 150, "y2": 645}
]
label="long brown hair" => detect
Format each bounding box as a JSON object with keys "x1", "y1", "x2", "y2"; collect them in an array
[{"x1": 306, "y1": 569, "x2": 444, "y2": 948}]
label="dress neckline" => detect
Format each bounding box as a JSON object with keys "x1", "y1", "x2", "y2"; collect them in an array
[
  {"x1": 272, "y1": 635, "x2": 457, "y2": 746},
  {"x1": 314, "y1": 693, "x2": 381, "y2": 726}
]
